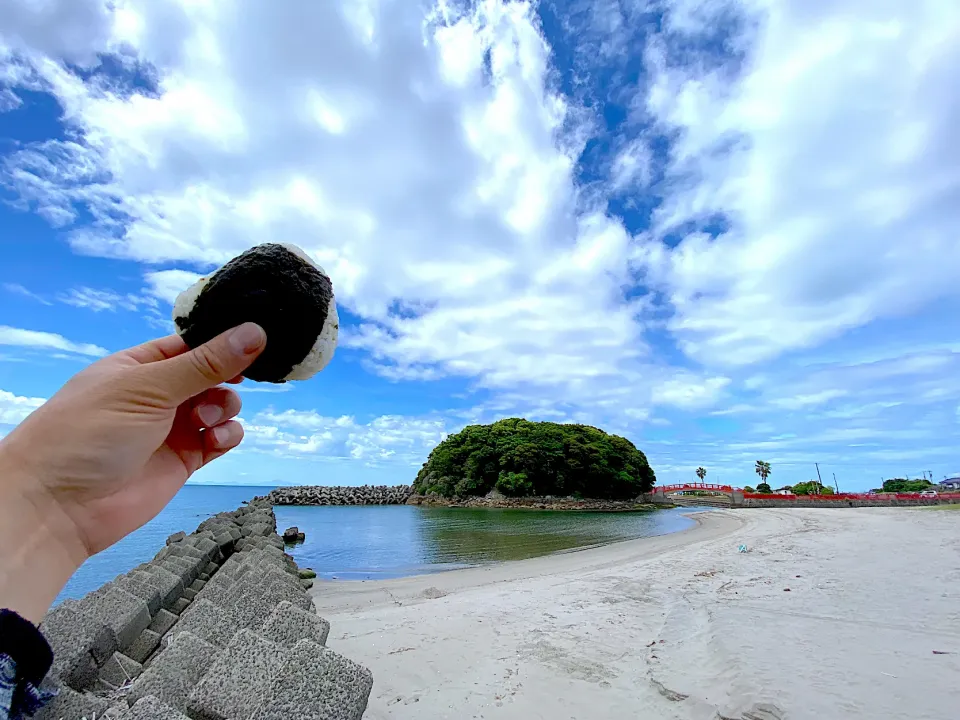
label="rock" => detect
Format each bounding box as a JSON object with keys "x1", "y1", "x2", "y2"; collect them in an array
[
  {"x1": 115, "y1": 575, "x2": 163, "y2": 616},
  {"x1": 148, "y1": 609, "x2": 179, "y2": 637},
  {"x1": 74, "y1": 583, "x2": 152, "y2": 652},
  {"x1": 125, "y1": 628, "x2": 162, "y2": 664},
  {"x1": 172, "y1": 598, "x2": 241, "y2": 648},
  {"x1": 99, "y1": 651, "x2": 143, "y2": 688},
  {"x1": 187, "y1": 629, "x2": 287, "y2": 720},
  {"x1": 131, "y1": 566, "x2": 184, "y2": 611},
  {"x1": 258, "y1": 601, "x2": 330, "y2": 648},
  {"x1": 34, "y1": 684, "x2": 110, "y2": 720},
  {"x1": 40, "y1": 605, "x2": 118, "y2": 689},
  {"x1": 240, "y1": 522, "x2": 274, "y2": 538},
  {"x1": 128, "y1": 695, "x2": 192, "y2": 720},
  {"x1": 43, "y1": 498, "x2": 374, "y2": 720},
  {"x1": 282, "y1": 526, "x2": 302, "y2": 543},
  {"x1": 267, "y1": 485, "x2": 414, "y2": 506},
  {"x1": 126, "y1": 632, "x2": 218, "y2": 711},
  {"x1": 258, "y1": 640, "x2": 373, "y2": 720}
]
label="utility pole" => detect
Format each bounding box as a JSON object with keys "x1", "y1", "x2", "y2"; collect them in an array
[
  {"x1": 833, "y1": 472, "x2": 839, "y2": 494},
  {"x1": 815, "y1": 463, "x2": 823, "y2": 495}
]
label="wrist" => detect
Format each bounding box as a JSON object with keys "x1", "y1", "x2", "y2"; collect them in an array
[{"x1": 0, "y1": 437, "x2": 87, "y2": 624}]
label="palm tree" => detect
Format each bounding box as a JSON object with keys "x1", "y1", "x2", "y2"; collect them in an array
[
  {"x1": 696, "y1": 467, "x2": 707, "y2": 482},
  {"x1": 755, "y1": 460, "x2": 771, "y2": 483}
]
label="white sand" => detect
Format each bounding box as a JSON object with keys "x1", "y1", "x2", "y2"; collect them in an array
[{"x1": 311, "y1": 509, "x2": 960, "y2": 720}]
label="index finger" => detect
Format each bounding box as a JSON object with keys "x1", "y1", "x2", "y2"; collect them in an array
[{"x1": 123, "y1": 334, "x2": 190, "y2": 364}]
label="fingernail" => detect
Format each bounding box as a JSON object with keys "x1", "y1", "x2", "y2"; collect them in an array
[
  {"x1": 197, "y1": 405, "x2": 222, "y2": 427},
  {"x1": 229, "y1": 323, "x2": 265, "y2": 356},
  {"x1": 212, "y1": 424, "x2": 237, "y2": 447}
]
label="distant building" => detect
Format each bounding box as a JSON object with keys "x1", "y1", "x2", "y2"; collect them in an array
[
  {"x1": 774, "y1": 486, "x2": 794, "y2": 495},
  {"x1": 939, "y1": 478, "x2": 960, "y2": 491}
]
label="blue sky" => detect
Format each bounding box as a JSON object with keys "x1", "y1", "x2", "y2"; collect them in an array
[{"x1": 1, "y1": 0, "x2": 958, "y2": 490}]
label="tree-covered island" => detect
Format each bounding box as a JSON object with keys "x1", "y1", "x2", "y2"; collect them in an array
[{"x1": 413, "y1": 418, "x2": 656, "y2": 500}]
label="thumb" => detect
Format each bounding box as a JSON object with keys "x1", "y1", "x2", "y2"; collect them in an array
[{"x1": 150, "y1": 323, "x2": 267, "y2": 405}]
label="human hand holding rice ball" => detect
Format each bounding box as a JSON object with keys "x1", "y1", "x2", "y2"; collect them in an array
[{"x1": 173, "y1": 243, "x2": 339, "y2": 383}]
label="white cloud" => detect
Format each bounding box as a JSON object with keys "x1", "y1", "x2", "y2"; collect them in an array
[
  {"x1": 770, "y1": 389, "x2": 847, "y2": 411},
  {"x1": 243, "y1": 409, "x2": 450, "y2": 466},
  {"x1": 0, "y1": 0, "x2": 114, "y2": 66},
  {"x1": 651, "y1": 374, "x2": 729, "y2": 409},
  {"x1": 0, "y1": 325, "x2": 108, "y2": 357},
  {"x1": 634, "y1": 0, "x2": 960, "y2": 366},
  {"x1": 58, "y1": 286, "x2": 154, "y2": 312},
  {"x1": 0, "y1": 88, "x2": 21, "y2": 112},
  {"x1": 233, "y1": 383, "x2": 292, "y2": 394},
  {"x1": 0, "y1": 388, "x2": 45, "y2": 425},
  {"x1": 0, "y1": 0, "x2": 687, "y2": 424},
  {"x1": 3, "y1": 282, "x2": 52, "y2": 305},
  {"x1": 1, "y1": 0, "x2": 958, "y2": 488},
  {"x1": 143, "y1": 270, "x2": 204, "y2": 305}
]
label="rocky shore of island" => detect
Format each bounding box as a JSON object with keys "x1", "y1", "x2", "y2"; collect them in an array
[{"x1": 406, "y1": 492, "x2": 661, "y2": 512}]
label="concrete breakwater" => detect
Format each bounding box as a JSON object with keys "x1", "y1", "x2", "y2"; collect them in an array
[
  {"x1": 264, "y1": 485, "x2": 414, "y2": 505},
  {"x1": 263, "y1": 486, "x2": 661, "y2": 511},
  {"x1": 36, "y1": 501, "x2": 373, "y2": 720}
]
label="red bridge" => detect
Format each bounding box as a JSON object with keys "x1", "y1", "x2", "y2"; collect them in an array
[{"x1": 656, "y1": 483, "x2": 734, "y2": 493}]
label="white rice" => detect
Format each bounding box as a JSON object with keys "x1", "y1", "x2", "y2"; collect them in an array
[{"x1": 172, "y1": 275, "x2": 208, "y2": 328}]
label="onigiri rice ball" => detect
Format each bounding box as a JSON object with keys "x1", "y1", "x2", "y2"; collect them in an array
[{"x1": 173, "y1": 243, "x2": 339, "y2": 383}]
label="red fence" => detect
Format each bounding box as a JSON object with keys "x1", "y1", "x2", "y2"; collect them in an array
[{"x1": 743, "y1": 492, "x2": 960, "y2": 502}]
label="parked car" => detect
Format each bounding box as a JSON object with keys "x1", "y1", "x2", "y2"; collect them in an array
[{"x1": 919, "y1": 489, "x2": 938, "y2": 497}]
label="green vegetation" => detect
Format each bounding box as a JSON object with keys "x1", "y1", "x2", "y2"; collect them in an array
[
  {"x1": 413, "y1": 418, "x2": 656, "y2": 500},
  {"x1": 743, "y1": 485, "x2": 755, "y2": 493},
  {"x1": 791, "y1": 481, "x2": 835, "y2": 496},
  {"x1": 696, "y1": 466, "x2": 707, "y2": 481},
  {"x1": 755, "y1": 482, "x2": 772, "y2": 494},
  {"x1": 875, "y1": 478, "x2": 934, "y2": 493}
]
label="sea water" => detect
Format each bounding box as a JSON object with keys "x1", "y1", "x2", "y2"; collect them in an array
[{"x1": 57, "y1": 484, "x2": 698, "y2": 601}]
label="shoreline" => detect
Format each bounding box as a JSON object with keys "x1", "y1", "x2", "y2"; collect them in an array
[
  {"x1": 310, "y1": 508, "x2": 958, "y2": 719},
  {"x1": 261, "y1": 484, "x2": 674, "y2": 511}
]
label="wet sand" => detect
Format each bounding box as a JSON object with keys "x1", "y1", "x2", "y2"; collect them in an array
[{"x1": 311, "y1": 508, "x2": 960, "y2": 719}]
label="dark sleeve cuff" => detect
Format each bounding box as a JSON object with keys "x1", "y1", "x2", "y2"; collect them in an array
[{"x1": 0, "y1": 610, "x2": 53, "y2": 686}]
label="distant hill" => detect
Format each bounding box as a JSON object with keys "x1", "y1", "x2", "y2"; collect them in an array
[{"x1": 413, "y1": 418, "x2": 656, "y2": 500}]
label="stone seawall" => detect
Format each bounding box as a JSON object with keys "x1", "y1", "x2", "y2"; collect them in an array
[
  {"x1": 264, "y1": 485, "x2": 413, "y2": 505},
  {"x1": 36, "y1": 501, "x2": 373, "y2": 720}
]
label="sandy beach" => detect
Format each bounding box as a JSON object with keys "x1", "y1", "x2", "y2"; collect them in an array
[{"x1": 311, "y1": 508, "x2": 960, "y2": 720}]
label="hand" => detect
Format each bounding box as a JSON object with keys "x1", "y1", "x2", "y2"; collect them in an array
[{"x1": 0, "y1": 323, "x2": 266, "y2": 622}]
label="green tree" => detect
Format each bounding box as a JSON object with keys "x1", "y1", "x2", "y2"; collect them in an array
[
  {"x1": 413, "y1": 419, "x2": 657, "y2": 499},
  {"x1": 792, "y1": 481, "x2": 834, "y2": 496},
  {"x1": 743, "y1": 485, "x2": 756, "y2": 493},
  {"x1": 755, "y1": 482, "x2": 772, "y2": 494},
  {"x1": 696, "y1": 467, "x2": 707, "y2": 481},
  {"x1": 755, "y1": 460, "x2": 772, "y2": 484},
  {"x1": 881, "y1": 478, "x2": 933, "y2": 493}
]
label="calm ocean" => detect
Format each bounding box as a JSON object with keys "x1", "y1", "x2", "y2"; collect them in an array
[{"x1": 57, "y1": 484, "x2": 699, "y2": 603}]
